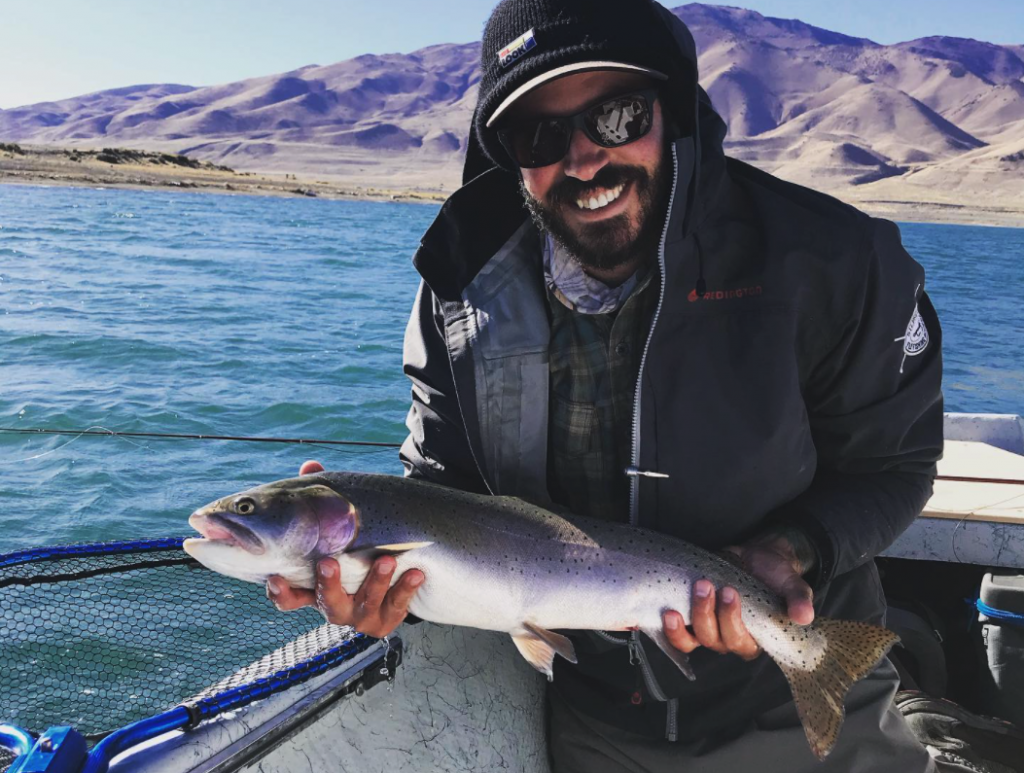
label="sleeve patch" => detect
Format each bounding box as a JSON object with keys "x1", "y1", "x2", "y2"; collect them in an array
[{"x1": 893, "y1": 285, "x2": 929, "y2": 374}]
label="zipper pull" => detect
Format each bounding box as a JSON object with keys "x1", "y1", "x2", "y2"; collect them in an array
[
  {"x1": 629, "y1": 642, "x2": 644, "y2": 706},
  {"x1": 628, "y1": 639, "x2": 642, "y2": 666},
  {"x1": 625, "y1": 466, "x2": 670, "y2": 479}
]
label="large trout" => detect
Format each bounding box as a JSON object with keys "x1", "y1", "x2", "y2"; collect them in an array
[{"x1": 183, "y1": 471, "x2": 898, "y2": 759}]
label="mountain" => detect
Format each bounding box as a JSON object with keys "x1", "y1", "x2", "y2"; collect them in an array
[
  {"x1": 893, "y1": 37, "x2": 1024, "y2": 84},
  {"x1": 0, "y1": 84, "x2": 196, "y2": 139},
  {"x1": 678, "y1": 3, "x2": 876, "y2": 50},
  {"x1": 0, "y1": 5, "x2": 1021, "y2": 205}
]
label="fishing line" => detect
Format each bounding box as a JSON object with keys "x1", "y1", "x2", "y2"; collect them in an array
[
  {"x1": 297, "y1": 442, "x2": 395, "y2": 456},
  {"x1": 947, "y1": 486, "x2": 1024, "y2": 564},
  {"x1": 3, "y1": 425, "x2": 151, "y2": 464},
  {"x1": 950, "y1": 515, "x2": 966, "y2": 563}
]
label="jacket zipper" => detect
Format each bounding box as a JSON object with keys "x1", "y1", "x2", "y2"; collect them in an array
[
  {"x1": 628, "y1": 141, "x2": 678, "y2": 523},
  {"x1": 666, "y1": 698, "x2": 679, "y2": 742},
  {"x1": 628, "y1": 637, "x2": 669, "y2": 702},
  {"x1": 624, "y1": 142, "x2": 680, "y2": 740}
]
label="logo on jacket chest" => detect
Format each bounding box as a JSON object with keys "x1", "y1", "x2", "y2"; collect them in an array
[{"x1": 687, "y1": 285, "x2": 763, "y2": 302}]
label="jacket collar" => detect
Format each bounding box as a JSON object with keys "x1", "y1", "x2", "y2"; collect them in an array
[{"x1": 413, "y1": 168, "x2": 529, "y2": 302}]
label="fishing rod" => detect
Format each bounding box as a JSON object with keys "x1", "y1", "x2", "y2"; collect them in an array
[
  {"x1": 935, "y1": 474, "x2": 1024, "y2": 486},
  {"x1": 0, "y1": 427, "x2": 402, "y2": 449},
  {"x1": 4, "y1": 428, "x2": 1024, "y2": 486}
]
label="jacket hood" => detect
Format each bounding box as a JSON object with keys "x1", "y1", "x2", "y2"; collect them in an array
[
  {"x1": 651, "y1": 3, "x2": 728, "y2": 239},
  {"x1": 418, "y1": 3, "x2": 728, "y2": 302}
]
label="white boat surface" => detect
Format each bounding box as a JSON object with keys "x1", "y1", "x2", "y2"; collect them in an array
[{"x1": 885, "y1": 413, "x2": 1024, "y2": 567}]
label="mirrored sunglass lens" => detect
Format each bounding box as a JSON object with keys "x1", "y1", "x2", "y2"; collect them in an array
[
  {"x1": 586, "y1": 95, "x2": 651, "y2": 147},
  {"x1": 508, "y1": 120, "x2": 570, "y2": 167}
]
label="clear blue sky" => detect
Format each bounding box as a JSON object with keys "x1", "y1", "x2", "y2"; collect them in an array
[{"x1": 1, "y1": 0, "x2": 1021, "y2": 109}]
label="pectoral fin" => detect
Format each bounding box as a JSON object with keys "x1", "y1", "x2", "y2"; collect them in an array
[
  {"x1": 368, "y1": 541, "x2": 434, "y2": 554},
  {"x1": 344, "y1": 542, "x2": 434, "y2": 564},
  {"x1": 641, "y1": 627, "x2": 696, "y2": 681},
  {"x1": 332, "y1": 542, "x2": 434, "y2": 595},
  {"x1": 511, "y1": 623, "x2": 578, "y2": 681}
]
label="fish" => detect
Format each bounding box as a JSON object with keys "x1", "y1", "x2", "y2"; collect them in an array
[{"x1": 183, "y1": 471, "x2": 899, "y2": 760}]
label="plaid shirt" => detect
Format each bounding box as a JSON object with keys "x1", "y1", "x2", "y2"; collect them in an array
[{"x1": 546, "y1": 272, "x2": 658, "y2": 522}]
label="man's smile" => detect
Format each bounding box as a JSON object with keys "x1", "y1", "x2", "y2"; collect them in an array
[
  {"x1": 575, "y1": 182, "x2": 626, "y2": 211},
  {"x1": 566, "y1": 181, "x2": 634, "y2": 223}
]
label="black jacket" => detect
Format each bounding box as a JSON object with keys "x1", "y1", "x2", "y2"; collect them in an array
[{"x1": 399, "y1": 5, "x2": 944, "y2": 747}]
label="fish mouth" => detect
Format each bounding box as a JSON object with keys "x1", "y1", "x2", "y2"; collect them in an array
[{"x1": 189, "y1": 511, "x2": 266, "y2": 555}]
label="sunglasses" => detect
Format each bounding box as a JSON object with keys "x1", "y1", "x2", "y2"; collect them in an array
[{"x1": 497, "y1": 88, "x2": 659, "y2": 169}]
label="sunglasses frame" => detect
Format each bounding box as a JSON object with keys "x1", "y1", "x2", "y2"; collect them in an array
[{"x1": 496, "y1": 87, "x2": 660, "y2": 169}]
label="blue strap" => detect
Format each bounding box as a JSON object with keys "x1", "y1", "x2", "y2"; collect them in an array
[{"x1": 976, "y1": 598, "x2": 1024, "y2": 626}]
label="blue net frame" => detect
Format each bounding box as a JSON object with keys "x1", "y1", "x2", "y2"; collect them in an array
[{"x1": 0, "y1": 537, "x2": 377, "y2": 766}]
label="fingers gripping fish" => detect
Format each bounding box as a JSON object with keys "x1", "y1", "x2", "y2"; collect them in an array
[{"x1": 183, "y1": 472, "x2": 898, "y2": 760}]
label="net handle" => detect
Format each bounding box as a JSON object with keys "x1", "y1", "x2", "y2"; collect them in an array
[
  {"x1": 81, "y1": 708, "x2": 191, "y2": 773},
  {"x1": 79, "y1": 635, "x2": 384, "y2": 773},
  {"x1": 0, "y1": 724, "x2": 34, "y2": 759}
]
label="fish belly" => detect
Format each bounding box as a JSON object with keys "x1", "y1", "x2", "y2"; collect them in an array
[{"x1": 394, "y1": 541, "x2": 694, "y2": 636}]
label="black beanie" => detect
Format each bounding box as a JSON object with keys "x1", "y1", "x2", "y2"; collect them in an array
[{"x1": 475, "y1": 0, "x2": 692, "y2": 171}]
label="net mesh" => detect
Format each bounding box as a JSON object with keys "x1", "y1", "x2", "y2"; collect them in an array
[
  {"x1": 192, "y1": 623, "x2": 361, "y2": 702},
  {"x1": 0, "y1": 748, "x2": 17, "y2": 773},
  {"x1": 0, "y1": 538, "x2": 339, "y2": 746}
]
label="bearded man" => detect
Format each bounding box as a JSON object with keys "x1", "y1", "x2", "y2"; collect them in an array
[{"x1": 270, "y1": 0, "x2": 944, "y2": 769}]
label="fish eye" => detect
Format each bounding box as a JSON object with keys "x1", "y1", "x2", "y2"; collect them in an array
[{"x1": 234, "y1": 497, "x2": 256, "y2": 516}]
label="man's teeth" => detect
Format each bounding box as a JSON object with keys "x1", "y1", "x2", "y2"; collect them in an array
[{"x1": 576, "y1": 184, "x2": 625, "y2": 211}]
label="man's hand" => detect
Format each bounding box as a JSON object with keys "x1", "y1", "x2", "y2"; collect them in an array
[
  {"x1": 661, "y1": 526, "x2": 816, "y2": 660},
  {"x1": 265, "y1": 460, "x2": 425, "y2": 637}
]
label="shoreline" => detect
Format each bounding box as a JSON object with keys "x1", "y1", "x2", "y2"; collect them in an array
[
  {"x1": 840, "y1": 198, "x2": 1024, "y2": 230},
  {"x1": 0, "y1": 145, "x2": 447, "y2": 206},
  {"x1": 2, "y1": 144, "x2": 1022, "y2": 228}
]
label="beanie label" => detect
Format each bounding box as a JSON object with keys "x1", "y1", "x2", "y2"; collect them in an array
[{"x1": 498, "y1": 29, "x2": 537, "y2": 68}]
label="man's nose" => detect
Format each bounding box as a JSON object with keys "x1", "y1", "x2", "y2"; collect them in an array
[{"x1": 562, "y1": 127, "x2": 608, "y2": 181}]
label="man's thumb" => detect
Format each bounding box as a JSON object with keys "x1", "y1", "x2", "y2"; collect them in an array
[
  {"x1": 299, "y1": 460, "x2": 325, "y2": 476},
  {"x1": 783, "y1": 575, "x2": 815, "y2": 625}
]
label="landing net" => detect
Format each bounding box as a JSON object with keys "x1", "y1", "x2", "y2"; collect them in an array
[{"x1": 0, "y1": 538, "x2": 356, "y2": 747}]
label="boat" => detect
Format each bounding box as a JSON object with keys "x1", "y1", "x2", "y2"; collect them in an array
[
  {"x1": 2, "y1": 412, "x2": 1022, "y2": 773},
  {"x1": 885, "y1": 413, "x2": 1024, "y2": 568}
]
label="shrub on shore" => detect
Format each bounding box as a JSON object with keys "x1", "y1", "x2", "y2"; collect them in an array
[{"x1": 92, "y1": 146, "x2": 234, "y2": 173}]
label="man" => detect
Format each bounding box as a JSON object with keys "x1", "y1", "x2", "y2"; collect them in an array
[{"x1": 269, "y1": 0, "x2": 944, "y2": 769}]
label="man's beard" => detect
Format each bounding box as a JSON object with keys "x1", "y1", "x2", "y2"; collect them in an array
[{"x1": 520, "y1": 160, "x2": 670, "y2": 275}]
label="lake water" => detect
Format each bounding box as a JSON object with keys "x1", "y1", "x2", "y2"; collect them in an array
[{"x1": 1, "y1": 183, "x2": 1023, "y2": 552}]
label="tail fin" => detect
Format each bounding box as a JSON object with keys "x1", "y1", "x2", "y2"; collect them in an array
[{"x1": 776, "y1": 618, "x2": 899, "y2": 760}]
